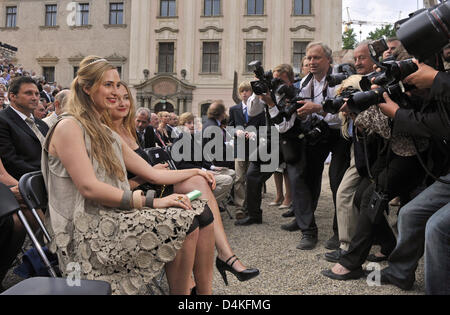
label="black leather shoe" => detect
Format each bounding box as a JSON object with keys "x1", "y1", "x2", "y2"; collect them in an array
[
  {"x1": 367, "y1": 254, "x2": 388, "y2": 262},
  {"x1": 281, "y1": 220, "x2": 300, "y2": 232},
  {"x1": 325, "y1": 234, "x2": 340, "y2": 250},
  {"x1": 380, "y1": 270, "x2": 414, "y2": 291},
  {"x1": 324, "y1": 248, "x2": 347, "y2": 263},
  {"x1": 296, "y1": 234, "x2": 318, "y2": 250},
  {"x1": 234, "y1": 216, "x2": 262, "y2": 226},
  {"x1": 321, "y1": 267, "x2": 364, "y2": 281},
  {"x1": 281, "y1": 208, "x2": 295, "y2": 218}
]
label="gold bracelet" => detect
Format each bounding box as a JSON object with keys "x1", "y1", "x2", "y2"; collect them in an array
[{"x1": 132, "y1": 190, "x2": 144, "y2": 209}]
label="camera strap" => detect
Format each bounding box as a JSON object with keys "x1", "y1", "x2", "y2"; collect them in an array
[
  {"x1": 412, "y1": 136, "x2": 450, "y2": 185},
  {"x1": 309, "y1": 68, "x2": 333, "y2": 103},
  {"x1": 362, "y1": 132, "x2": 375, "y2": 181}
]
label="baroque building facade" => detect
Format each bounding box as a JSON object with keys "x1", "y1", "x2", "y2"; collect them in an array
[{"x1": 0, "y1": 0, "x2": 343, "y2": 117}]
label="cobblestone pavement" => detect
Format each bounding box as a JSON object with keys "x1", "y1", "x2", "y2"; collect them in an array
[{"x1": 2, "y1": 166, "x2": 425, "y2": 295}]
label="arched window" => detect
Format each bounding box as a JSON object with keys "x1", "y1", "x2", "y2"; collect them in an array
[{"x1": 154, "y1": 101, "x2": 174, "y2": 114}]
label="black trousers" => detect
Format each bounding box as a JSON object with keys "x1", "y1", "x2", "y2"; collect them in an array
[
  {"x1": 292, "y1": 128, "x2": 351, "y2": 236},
  {"x1": 340, "y1": 153, "x2": 425, "y2": 271},
  {"x1": 0, "y1": 216, "x2": 26, "y2": 285},
  {"x1": 245, "y1": 162, "x2": 273, "y2": 219}
]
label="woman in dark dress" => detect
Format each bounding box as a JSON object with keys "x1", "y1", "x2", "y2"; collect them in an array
[{"x1": 103, "y1": 83, "x2": 259, "y2": 288}]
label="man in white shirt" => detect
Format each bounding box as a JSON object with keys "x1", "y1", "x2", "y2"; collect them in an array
[
  {"x1": 295, "y1": 42, "x2": 351, "y2": 250},
  {"x1": 263, "y1": 43, "x2": 351, "y2": 250}
]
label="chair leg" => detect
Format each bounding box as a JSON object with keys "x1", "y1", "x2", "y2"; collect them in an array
[
  {"x1": 17, "y1": 210, "x2": 58, "y2": 278},
  {"x1": 30, "y1": 208, "x2": 51, "y2": 243}
]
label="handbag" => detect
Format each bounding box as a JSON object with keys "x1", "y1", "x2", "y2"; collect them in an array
[
  {"x1": 280, "y1": 137, "x2": 304, "y2": 164},
  {"x1": 367, "y1": 190, "x2": 389, "y2": 224}
]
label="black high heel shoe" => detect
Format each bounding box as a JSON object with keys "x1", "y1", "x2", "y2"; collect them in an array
[{"x1": 216, "y1": 255, "x2": 259, "y2": 286}]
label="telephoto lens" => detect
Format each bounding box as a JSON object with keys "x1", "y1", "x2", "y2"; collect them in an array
[
  {"x1": 346, "y1": 87, "x2": 385, "y2": 114},
  {"x1": 322, "y1": 97, "x2": 346, "y2": 114},
  {"x1": 397, "y1": 1, "x2": 450, "y2": 61},
  {"x1": 372, "y1": 59, "x2": 419, "y2": 86}
]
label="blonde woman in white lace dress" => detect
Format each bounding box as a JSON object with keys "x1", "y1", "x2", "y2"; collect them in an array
[{"x1": 43, "y1": 56, "x2": 217, "y2": 295}]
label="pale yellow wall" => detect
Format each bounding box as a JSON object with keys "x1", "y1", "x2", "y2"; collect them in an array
[
  {"x1": 0, "y1": 0, "x2": 131, "y2": 87},
  {"x1": 129, "y1": 0, "x2": 342, "y2": 116},
  {"x1": 1, "y1": 0, "x2": 342, "y2": 116}
]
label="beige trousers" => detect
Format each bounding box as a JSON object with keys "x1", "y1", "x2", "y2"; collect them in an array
[
  {"x1": 336, "y1": 144, "x2": 363, "y2": 251},
  {"x1": 212, "y1": 168, "x2": 236, "y2": 204},
  {"x1": 233, "y1": 160, "x2": 250, "y2": 211}
]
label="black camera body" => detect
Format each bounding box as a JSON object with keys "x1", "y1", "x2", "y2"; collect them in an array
[
  {"x1": 249, "y1": 60, "x2": 305, "y2": 119},
  {"x1": 327, "y1": 63, "x2": 357, "y2": 88},
  {"x1": 346, "y1": 58, "x2": 418, "y2": 114},
  {"x1": 322, "y1": 57, "x2": 418, "y2": 115},
  {"x1": 322, "y1": 87, "x2": 360, "y2": 114},
  {"x1": 248, "y1": 61, "x2": 328, "y2": 145},
  {"x1": 249, "y1": 60, "x2": 279, "y2": 96}
]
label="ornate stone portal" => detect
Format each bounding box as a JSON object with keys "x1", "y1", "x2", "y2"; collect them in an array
[{"x1": 134, "y1": 74, "x2": 196, "y2": 114}]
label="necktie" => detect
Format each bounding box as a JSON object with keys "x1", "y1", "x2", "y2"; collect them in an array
[
  {"x1": 155, "y1": 130, "x2": 166, "y2": 147},
  {"x1": 138, "y1": 131, "x2": 145, "y2": 147},
  {"x1": 25, "y1": 117, "x2": 45, "y2": 145},
  {"x1": 243, "y1": 107, "x2": 249, "y2": 123}
]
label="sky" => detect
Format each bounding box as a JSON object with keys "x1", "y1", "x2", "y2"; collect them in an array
[{"x1": 342, "y1": 0, "x2": 425, "y2": 41}]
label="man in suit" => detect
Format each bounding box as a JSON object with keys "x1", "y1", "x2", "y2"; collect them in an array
[
  {"x1": 166, "y1": 112, "x2": 180, "y2": 142},
  {"x1": 228, "y1": 81, "x2": 266, "y2": 219},
  {"x1": 202, "y1": 102, "x2": 236, "y2": 211},
  {"x1": 135, "y1": 107, "x2": 156, "y2": 149},
  {"x1": 0, "y1": 76, "x2": 49, "y2": 180},
  {"x1": 40, "y1": 84, "x2": 54, "y2": 104},
  {"x1": 202, "y1": 101, "x2": 232, "y2": 168}
]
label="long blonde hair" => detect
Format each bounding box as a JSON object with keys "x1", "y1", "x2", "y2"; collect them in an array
[
  {"x1": 102, "y1": 81, "x2": 138, "y2": 143},
  {"x1": 67, "y1": 55, "x2": 125, "y2": 181},
  {"x1": 337, "y1": 75, "x2": 363, "y2": 140}
]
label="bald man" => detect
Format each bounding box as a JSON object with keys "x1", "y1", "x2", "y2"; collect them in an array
[{"x1": 43, "y1": 89, "x2": 70, "y2": 128}]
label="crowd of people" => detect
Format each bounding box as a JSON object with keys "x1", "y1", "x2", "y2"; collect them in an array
[{"x1": 0, "y1": 29, "x2": 449, "y2": 295}]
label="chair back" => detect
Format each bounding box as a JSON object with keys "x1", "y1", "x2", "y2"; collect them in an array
[
  {"x1": 145, "y1": 147, "x2": 177, "y2": 170},
  {"x1": 0, "y1": 183, "x2": 21, "y2": 219},
  {"x1": 18, "y1": 171, "x2": 47, "y2": 211}
]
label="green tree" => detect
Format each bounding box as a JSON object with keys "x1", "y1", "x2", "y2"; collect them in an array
[
  {"x1": 342, "y1": 26, "x2": 357, "y2": 50},
  {"x1": 367, "y1": 24, "x2": 396, "y2": 41}
]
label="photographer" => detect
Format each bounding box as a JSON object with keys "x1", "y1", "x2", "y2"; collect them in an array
[
  {"x1": 325, "y1": 41, "x2": 383, "y2": 262},
  {"x1": 234, "y1": 65, "x2": 289, "y2": 226},
  {"x1": 295, "y1": 42, "x2": 351, "y2": 250},
  {"x1": 322, "y1": 45, "x2": 439, "y2": 282},
  {"x1": 263, "y1": 42, "x2": 351, "y2": 250},
  {"x1": 379, "y1": 61, "x2": 450, "y2": 295}
]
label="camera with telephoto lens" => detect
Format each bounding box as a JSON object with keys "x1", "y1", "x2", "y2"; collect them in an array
[
  {"x1": 248, "y1": 61, "x2": 327, "y2": 144},
  {"x1": 322, "y1": 87, "x2": 361, "y2": 114},
  {"x1": 326, "y1": 63, "x2": 357, "y2": 88},
  {"x1": 346, "y1": 58, "x2": 418, "y2": 114},
  {"x1": 396, "y1": 0, "x2": 450, "y2": 62}
]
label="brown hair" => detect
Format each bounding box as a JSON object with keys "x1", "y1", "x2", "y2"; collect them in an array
[
  {"x1": 207, "y1": 100, "x2": 226, "y2": 120},
  {"x1": 273, "y1": 64, "x2": 295, "y2": 83}
]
